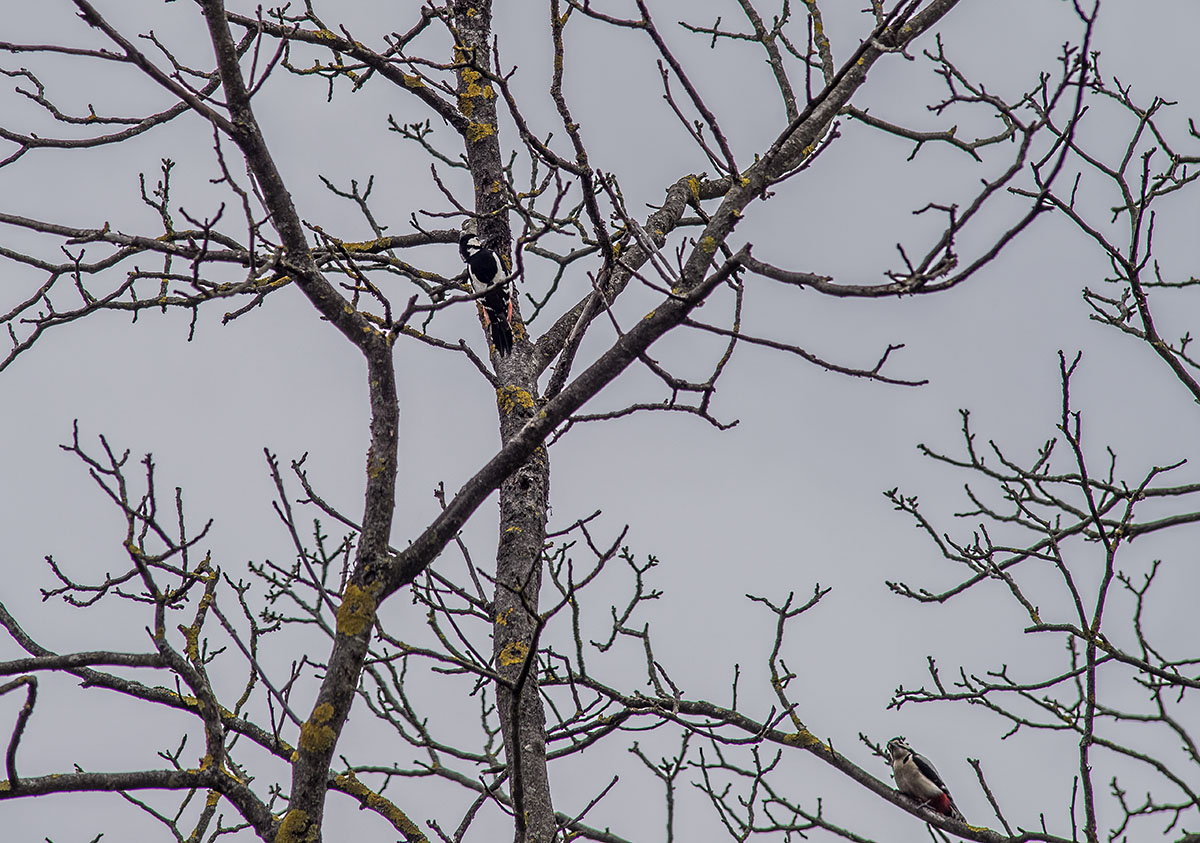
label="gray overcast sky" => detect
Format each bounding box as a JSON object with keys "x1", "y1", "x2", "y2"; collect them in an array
[{"x1": 2, "y1": 1, "x2": 1198, "y2": 841}]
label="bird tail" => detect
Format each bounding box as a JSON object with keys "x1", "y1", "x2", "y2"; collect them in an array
[
  {"x1": 490, "y1": 319, "x2": 513, "y2": 356},
  {"x1": 934, "y1": 793, "x2": 965, "y2": 822}
]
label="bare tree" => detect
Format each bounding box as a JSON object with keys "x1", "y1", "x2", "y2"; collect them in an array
[
  {"x1": 886, "y1": 58, "x2": 1200, "y2": 842},
  {"x1": 1, "y1": 1, "x2": 1197, "y2": 842}
]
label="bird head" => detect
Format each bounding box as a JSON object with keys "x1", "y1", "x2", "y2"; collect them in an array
[
  {"x1": 886, "y1": 737, "x2": 912, "y2": 761},
  {"x1": 459, "y1": 219, "x2": 485, "y2": 256}
]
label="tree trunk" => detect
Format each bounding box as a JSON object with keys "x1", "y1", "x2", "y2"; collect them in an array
[{"x1": 452, "y1": 2, "x2": 556, "y2": 840}]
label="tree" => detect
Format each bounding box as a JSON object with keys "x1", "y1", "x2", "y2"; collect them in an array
[{"x1": 2, "y1": 1, "x2": 1198, "y2": 841}]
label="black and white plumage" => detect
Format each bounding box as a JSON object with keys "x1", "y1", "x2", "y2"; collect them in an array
[
  {"x1": 459, "y1": 220, "x2": 514, "y2": 356},
  {"x1": 886, "y1": 737, "x2": 965, "y2": 822}
]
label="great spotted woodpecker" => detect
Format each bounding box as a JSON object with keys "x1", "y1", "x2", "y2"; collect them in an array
[
  {"x1": 886, "y1": 737, "x2": 965, "y2": 822},
  {"x1": 459, "y1": 219, "x2": 513, "y2": 356}
]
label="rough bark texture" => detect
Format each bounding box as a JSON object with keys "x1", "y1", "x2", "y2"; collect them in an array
[
  {"x1": 196, "y1": 3, "x2": 401, "y2": 840},
  {"x1": 452, "y1": 2, "x2": 556, "y2": 840}
]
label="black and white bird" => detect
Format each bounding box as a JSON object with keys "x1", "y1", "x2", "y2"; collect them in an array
[
  {"x1": 886, "y1": 737, "x2": 965, "y2": 822},
  {"x1": 459, "y1": 219, "x2": 514, "y2": 356}
]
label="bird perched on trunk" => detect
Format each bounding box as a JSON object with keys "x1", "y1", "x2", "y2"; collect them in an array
[
  {"x1": 886, "y1": 737, "x2": 965, "y2": 822},
  {"x1": 459, "y1": 219, "x2": 513, "y2": 356}
]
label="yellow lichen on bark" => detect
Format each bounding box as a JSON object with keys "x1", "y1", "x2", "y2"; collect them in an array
[
  {"x1": 336, "y1": 583, "x2": 377, "y2": 637},
  {"x1": 457, "y1": 67, "x2": 495, "y2": 118},
  {"x1": 335, "y1": 772, "x2": 430, "y2": 842},
  {"x1": 179, "y1": 620, "x2": 201, "y2": 661},
  {"x1": 274, "y1": 808, "x2": 315, "y2": 843},
  {"x1": 298, "y1": 702, "x2": 338, "y2": 754},
  {"x1": 497, "y1": 385, "x2": 535, "y2": 414},
  {"x1": 467, "y1": 121, "x2": 495, "y2": 142},
  {"x1": 368, "y1": 448, "x2": 388, "y2": 479},
  {"x1": 782, "y1": 728, "x2": 829, "y2": 752},
  {"x1": 498, "y1": 641, "x2": 530, "y2": 666},
  {"x1": 342, "y1": 238, "x2": 384, "y2": 252}
]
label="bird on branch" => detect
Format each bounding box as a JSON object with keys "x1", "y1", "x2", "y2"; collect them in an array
[
  {"x1": 886, "y1": 736, "x2": 966, "y2": 822},
  {"x1": 459, "y1": 218, "x2": 514, "y2": 356}
]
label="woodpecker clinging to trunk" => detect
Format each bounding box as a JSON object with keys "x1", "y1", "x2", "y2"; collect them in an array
[
  {"x1": 886, "y1": 737, "x2": 965, "y2": 822},
  {"x1": 459, "y1": 219, "x2": 514, "y2": 356}
]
